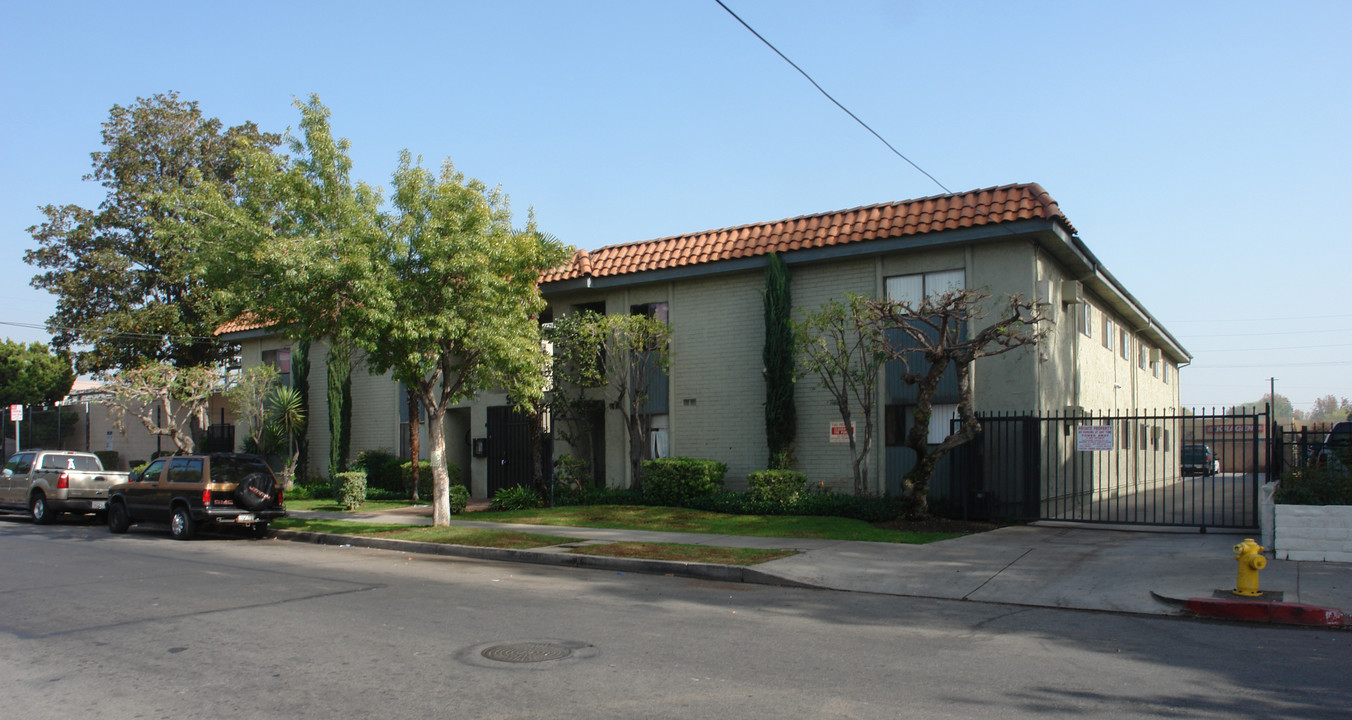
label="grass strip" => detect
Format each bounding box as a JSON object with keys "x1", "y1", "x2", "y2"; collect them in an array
[
  {"x1": 464, "y1": 505, "x2": 964, "y2": 544},
  {"x1": 272, "y1": 518, "x2": 574, "y2": 549},
  {"x1": 567, "y1": 542, "x2": 797, "y2": 565}
]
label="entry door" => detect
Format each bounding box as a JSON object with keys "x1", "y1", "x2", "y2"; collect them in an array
[{"x1": 486, "y1": 406, "x2": 534, "y2": 496}]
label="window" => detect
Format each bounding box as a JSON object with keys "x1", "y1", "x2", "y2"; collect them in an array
[
  {"x1": 1138, "y1": 345, "x2": 1148, "y2": 370},
  {"x1": 1119, "y1": 328, "x2": 1130, "y2": 360},
  {"x1": 1163, "y1": 363, "x2": 1171, "y2": 384},
  {"x1": 885, "y1": 404, "x2": 958, "y2": 445},
  {"x1": 5, "y1": 453, "x2": 34, "y2": 475},
  {"x1": 168, "y1": 457, "x2": 202, "y2": 484},
  {"x1": 885, "y1": 269, "x2": 965, "y2": 305},
  {"x1": 649, "y1": 414, "x2": 670, "y2": 459},
  {"x1": 1102, "y1": 316, "x2": 1114, "y2": 351},
  {"x1": 1080, "y1": 304, "x2": 1093, "y2": 338},
  {"x1": 1151, "y1": 358, "x2": 1160, "y2": 378},
  {"x1": 262, "y1": 348, "x2": 292, "y2": 387}
]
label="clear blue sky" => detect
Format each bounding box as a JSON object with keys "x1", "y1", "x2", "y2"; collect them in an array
[{"x1": 3, "y1": 1, "x2": 1349, "y2": 414}]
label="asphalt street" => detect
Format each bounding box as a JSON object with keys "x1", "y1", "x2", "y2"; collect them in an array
[{"x1": 1, "y1": 517, "x2": 1348, "y2": 719}]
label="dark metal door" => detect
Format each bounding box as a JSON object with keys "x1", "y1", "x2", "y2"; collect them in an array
[{"x1": 486, "y1": 406, "x2": 534, "y2": 496}]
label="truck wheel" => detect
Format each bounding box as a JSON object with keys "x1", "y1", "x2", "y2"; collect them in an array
[
  {"x1": 169, "y1": 505, "x2": 197, "y2": 540},
  {"x1": 30, "y1": 492, "x2": 54, "y2": 525},
  {"x1": 107, "y1": 502, "x2": 131, "y2": 534}
]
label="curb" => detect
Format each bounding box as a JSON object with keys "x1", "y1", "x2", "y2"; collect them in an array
[
  {"x1": 1180, "y1": 597, "x2": 1348, "y2": 628},
  {"x1": 273, "y1": 529, "x2": 820, "y2": 590}
]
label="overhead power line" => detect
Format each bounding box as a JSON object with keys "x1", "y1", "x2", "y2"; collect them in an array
[{"x1": 714, "y1": 0, "x2": 951, "y2": 195}]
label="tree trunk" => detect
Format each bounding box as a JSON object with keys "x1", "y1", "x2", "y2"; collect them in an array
[
  {"x1": 426, "y1": 405, "x2": 451, "y2": 526},
  {"x1": 406, "y1": 386, "x2": 421, "y2": 503}
]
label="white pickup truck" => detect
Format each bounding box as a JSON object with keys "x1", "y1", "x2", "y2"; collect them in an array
[{"x1": 1, "y1": 450, "x2": 130, "y2": 523}]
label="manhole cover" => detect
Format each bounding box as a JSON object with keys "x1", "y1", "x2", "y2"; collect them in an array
[{"x1": 480, "y1": 642, "x2": 573, "y2": 663}]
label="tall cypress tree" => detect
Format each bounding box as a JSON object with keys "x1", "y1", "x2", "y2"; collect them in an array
[
  {"x1": 763, "y1": 253, "x2": 796, "y2": 468},
  {"x1": 326, "y1": 339, "x2": 353, "y2": 473}
]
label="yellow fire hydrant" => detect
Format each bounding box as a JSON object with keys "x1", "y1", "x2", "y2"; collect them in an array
[{"x1": 1232, "y1": 538, "x2": 1267, "y2": 597}]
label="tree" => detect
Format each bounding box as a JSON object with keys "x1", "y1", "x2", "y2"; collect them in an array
[
  {"x1": 225, "y1": 364, "x2": 281, "y2": 452},
  {"x1": 100, "y1": 363, "x2": 219, "y2": 453},
  {"x1": 268, "y1": 385, "x2": 306, "y2": 489},
  {"x1": 0, "y1": 340, "x2": 75, "y2": 407},
  {"x1": 357, "y1": 152, "x2": 569, "y2": 525},
  {"x1": 762, "y1": 253, "x2": 796, "y2": 468},
  {"x1": 405, "y1": 385, "x2": 422, "y2": 502},
  {"x1": 795, "y1": 296, "x2": 889, "y2": 497},
  {"x1": 25, "y1": 92, "x2": 280, "y2": 374},
  {"x1": 867, "y1": 288, "x2": 1046, "y2": 513},
  {"x1": 548, "y1": 311, "x2": 672, "y2": 492},
  {"x1": 177, "y1": 96, "x2": 383, "y2": 475}
]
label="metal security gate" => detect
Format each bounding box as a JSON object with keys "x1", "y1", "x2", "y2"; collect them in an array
[
  {"x1": 486, "y1": 406, "x2": 549, "y2": 496},
  {"x1": 942, "y1": 409, "x2": 1266, "y2": 530}
]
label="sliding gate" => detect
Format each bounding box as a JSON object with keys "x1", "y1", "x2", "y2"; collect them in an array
[{"x1": 941, "y1": 409, "x2": 1266, "y2": 530}]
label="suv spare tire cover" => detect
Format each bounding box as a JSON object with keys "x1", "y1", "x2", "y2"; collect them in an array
[{"x1": 234, "y1": 472, "x2": 278, "y2": 511}]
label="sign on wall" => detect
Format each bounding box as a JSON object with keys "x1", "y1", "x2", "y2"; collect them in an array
[
  {"x1": 829, "y1": 421, "x2": 857, "y2": 444},
  {"x1": 1076, "y1": 425, "x2": 1114, "y2": 451}
]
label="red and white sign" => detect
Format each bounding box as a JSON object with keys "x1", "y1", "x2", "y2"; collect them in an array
[
  {"x1": 1076, "y1": 425, "x2": 1114, "y2": 451},
  {"x1": 829, "y1": 422, "x2": 857, "y2": 444},
  {"x1": 8, "y1": 405, "x2": 21, "y2": 422},
  {"x1": 1205, "y1": 425, "x2": 1253, "y2": 434}
]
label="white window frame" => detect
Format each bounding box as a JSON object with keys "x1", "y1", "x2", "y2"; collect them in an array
[
  {"x1": 1080, "y1": 304, "x2": 1093, "y2": 338},
  {"x1": 885, "y1": 268, "x2": 966, "y2": 305}
]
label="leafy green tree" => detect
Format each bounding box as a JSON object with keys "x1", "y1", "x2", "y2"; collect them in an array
[
  {"x1": 359, "y1": 153, "x2": 569, "y2": 524},
  {"x1": 762, "y1": 253, "x2": 796, "y2": 468},
  {"x1": 24, "y1": 92, "x2": 280, "y2": 374},
  {"x1": 178, "y1": 96, "x2": 382, "y2": 475},
  {"x1": 100, "y1": 363, "x2": 220, "y2": 453},
  {"x1": 550, "y1": 311, "x2": 672, "y2": 492},
  {"x1": 868, "y1": 288, "x2": 1046, "y2": 513},
  {"x1": 225, "y1": 364, "x2": 281, "y2": 452},
  {"x1": 0, "y1": 340, "x2": 75, "y2": 407},
  {"x1": 795, "y1": 296, "x2": 889, "y2": 497}
]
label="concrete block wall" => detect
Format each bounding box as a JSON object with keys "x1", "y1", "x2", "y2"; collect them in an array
[{"x1": 1273, "y1": 504, "x2": 1352, "y2": 562}]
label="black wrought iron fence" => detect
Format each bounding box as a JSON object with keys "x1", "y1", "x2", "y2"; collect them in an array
[{"x1": 936, "y1": 408, "x2": 1265, "y2": 529}]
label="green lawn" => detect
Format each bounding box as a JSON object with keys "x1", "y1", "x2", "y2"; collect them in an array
[
  {"x1": 271, "y1": 518, "x2": 575, "y2": 549},
  {"x1": 284, "y1": 499, "x2": 426, "y2": 513},
  {"x1": 462, "y1": 505, "x2": 964, "y2": 544}
]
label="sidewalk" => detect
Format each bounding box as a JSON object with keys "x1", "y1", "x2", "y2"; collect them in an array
[{"x1": 282, "y1": 506, "x2": 1351, "y2": 625}]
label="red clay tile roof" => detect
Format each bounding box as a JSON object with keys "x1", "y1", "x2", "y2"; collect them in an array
[
  {"x1": 213, "y1": 312, "x2": 275, "y2": 336},
  {"x1": 541, "y1": 183, "x2": 1070, "y2": 283}
]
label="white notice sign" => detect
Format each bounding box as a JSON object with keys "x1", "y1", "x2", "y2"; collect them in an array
[
  {"x1": 829, "y1": 422, "x2": 856, "y2": 444},
  {"x1": 1077, "y1": 425, "x2": 1114, "y2": 451}
]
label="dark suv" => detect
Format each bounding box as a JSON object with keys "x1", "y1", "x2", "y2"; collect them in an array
[
  {"x1": 1182, "y1": 444, "x2": 1219, "y2": 477},
  {"x1": 1316, "y1": 421, "x2": 1352, "y2": 471},
  {"x1": 106, "y1": 453, "x2": 285, "y2": 539}
]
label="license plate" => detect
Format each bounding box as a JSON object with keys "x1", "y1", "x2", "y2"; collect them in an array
[
  {"x1": 91, "y1": 501, "x2": 106, "y2": 510},
  {"x1": 235, "y1": 513, "x2": 255, "y2": 524}
]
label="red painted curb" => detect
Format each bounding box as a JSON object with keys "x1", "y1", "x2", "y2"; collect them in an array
[{"x1": 1182, "y1": 598, "x2": 1348, "y2": 627}]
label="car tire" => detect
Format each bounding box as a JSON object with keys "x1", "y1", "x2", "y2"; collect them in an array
[
  {"x1": 107, "y1": 501, "x2": 131, "y2": 534},
  {"x1": 30, "y1": 492, "x2": 54, "y2": 525},
  {"x1": 234, "y1": 472, "x2": 277, "y2": 511},
  {"x1": 169, "y1": 505, "x2": 196, "y2": 540}
]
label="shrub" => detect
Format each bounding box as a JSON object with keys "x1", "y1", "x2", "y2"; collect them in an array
[
  {"x1": 95, "y1": 450, "x2": 120, "y2": 471},
  {"x1": 1276, "y1": 467, "x2": 1352, "y2": 506},
  {"x1": 400, "y1": 460, "x2": 463, "y2": 499},
  {"x1": 354, "y1": 449, "x2": 404, "y2": 492},
  {"x1": 492, "y1": 485, "x2": 543, "y2": 511},
  {"x1": 681, "y1": 490, "x2": 904, "y2": 522},
  {"x1": 448, "y1": 485, "x2": 470, "y2": 515},
  {"x1": 746, "y1": 469, "x2": 807, "y2": 504},
  {"x1": 641, "y1": 457, "x2": 727, "y2": 507},
  {"x1": 553, "y1": 454, "x2": 590, "y2": 494},
  {"x1": 334, "y1": 471, "x2": 367, "y2": 510}
]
